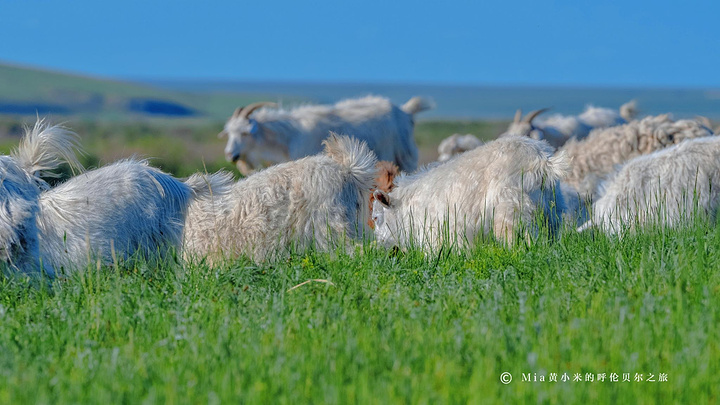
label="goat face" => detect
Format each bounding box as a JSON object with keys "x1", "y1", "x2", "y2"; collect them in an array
[
  {"x1": 220, "y1": 102, "x2": 282, "y2": 175},
  {"x1": 371, "y1": 190, "x2": 398, "y2": 248},
  {"x1": 221, "y1": 117, "x2": 259, "y2": 164},
  {"x1": 221, "y1": 120, "x2": 289, "y2": 175},
  {"x1": 225, "y1": 123, "x2": 292, "y2": 175},
  {"x1": 221, "y1": 118, "x2": 286, "y2": 175}
]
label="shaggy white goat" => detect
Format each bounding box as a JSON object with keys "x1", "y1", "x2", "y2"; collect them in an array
[
  {"x1": 504, "y1": 101, "x2": 637, "y2": 147},
  {"x1": 219, "y1": 95, "x2": 432, "y2": 175},
  {"x1": 582, "y1": 136, "x2": 720, "y2": 234},
  {"x1": 372, "y1": 136, "x2": 569, "y2": 250},
  {"x1": 183, "y1": 133, "x2": 377, "y2": 263},
  {"x1": 437, "y1": 134, "x2": 483, "y2": 162},
  {"x1": 0, "y1": 121, "x2": 82, "y2": 276},
  {"x1": 560, "y1": 114, "x2": 713, "y2": 201},
  {"x1": 36, "y1": 160, "x2": 228, "y2": 274}
]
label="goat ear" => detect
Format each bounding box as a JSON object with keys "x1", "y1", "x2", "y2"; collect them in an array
[
  {"x1": 373, "y1": 190, "x2": 390, "y2": 207},
  {"x1": 218, "y1": 130, "x2": 228, "y2": 139}
]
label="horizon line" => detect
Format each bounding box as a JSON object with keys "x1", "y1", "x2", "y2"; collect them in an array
[{"x1": 2, "y1": 59, "x2": 719, "y2": 92}]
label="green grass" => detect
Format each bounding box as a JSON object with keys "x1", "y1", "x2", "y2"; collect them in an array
[
  {"x1": 0, "y1": 118, "x2": 510, "y2": 179},
  {"x1": 0, "y1": 119, "x2": 237, "y2": 178},
  {"x1": 1, "y1": 219, "x2": 719, "y2": 404}
]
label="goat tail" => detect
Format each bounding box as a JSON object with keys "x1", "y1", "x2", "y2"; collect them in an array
[
  {"x1": 13, "y1": 118, "x2": 84, "y2": 177},
  {"x1": 323, "y1": 132, "x2": 377, "y2": 190},
  {"x1": 543, "y1": 150, "x2": 571, "y2": 184},
  {"x1": 620, "y1": 99, "x2": 638, "y2": 121},
  {"x1": 185, "y1": 170, "x2": 234, "y2": 200},
  {"x1": 401, "y1": 96, "x2": 435, "y2": 115}
]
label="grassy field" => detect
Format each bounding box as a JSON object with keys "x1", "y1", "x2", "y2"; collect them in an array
[
  {"x1": 1, "y1": 219, "x2": 719, "y2": 403},
  {"x1": 0, "y1": 117, "x2": 507, "y2": 177},
  {"x1": 0, "y1": 117, "x2": 718, "y2": 403}
]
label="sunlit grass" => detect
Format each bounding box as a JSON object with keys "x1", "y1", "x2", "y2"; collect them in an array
[{"x1": 1, "y1": 219, "x2": 719, "y2": 403}]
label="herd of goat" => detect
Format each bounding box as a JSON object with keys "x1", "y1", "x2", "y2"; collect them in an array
[{"x1": 1, "y1": 94, "x2": 718, "y2": 277}]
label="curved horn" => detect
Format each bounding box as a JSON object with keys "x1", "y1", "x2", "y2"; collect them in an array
[
  {"x1": 513, "y1": 109, "x2": 523, "y2": 124},
  {"x1": 232, "y1": 106, "x2": 244, "y2": 118},
  {"x1": 695, "y1": 115, "x2": 712, "y2": 128},
  {"x1": 240, "y1": 102, "x2": 278, "y2": 119},
  {"x1": 523, "y1": 108, "x2": 550, "y2": 124}
]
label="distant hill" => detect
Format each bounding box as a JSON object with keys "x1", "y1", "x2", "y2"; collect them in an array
[
  {"x1": 0, "y1": 63, "x2": 295, "y2": 122},
  {"x1": 1, "y1": 62, "x2": 719, "y2": 122}
]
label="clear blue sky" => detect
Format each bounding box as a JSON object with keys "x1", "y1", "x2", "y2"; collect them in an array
[{"x1": 1, "y1": 0, "x2": 718, "y2": 87}]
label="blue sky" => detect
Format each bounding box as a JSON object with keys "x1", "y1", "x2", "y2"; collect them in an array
[{"x1": 1, "y1": 0, "x2": 718, "y2": 87}]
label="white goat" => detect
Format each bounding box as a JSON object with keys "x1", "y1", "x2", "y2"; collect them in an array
[
  {"x1": 504, "y1": 101, "x2": 637, "y2": 147},
  {"x1": 372, "y1": 136, "x2": 569, "y2": 250},
  {"x1": 219, "y1": 95, "x2": 432, "y2": 175},
  {"x1": 0, "y1": 121, "x2": 82, "y2": 276},
  {"x1": 183, "y1": 133, "x2": 377, "y2": 263},
  {"x1": 582, "y1": 136, "x2": 720, "y2": 234},
  {"x1": 437, "y1": 134, "x2": 483, "y2": 162},
  {"x1": 36, "y1": 160, "x2": 226, "y2": 274},
  {"x1": 560, "y1": 114, "x2": 713, "y2": 201}
]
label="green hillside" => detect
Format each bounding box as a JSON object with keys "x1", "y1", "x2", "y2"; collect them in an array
[{"x1": 0, "y1": 63, "x2": 299, "y2": 122}]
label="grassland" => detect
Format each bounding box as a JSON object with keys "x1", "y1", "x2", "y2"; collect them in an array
[{"x1": 1, "y1": 217, "x2": 719, "y2": 403}]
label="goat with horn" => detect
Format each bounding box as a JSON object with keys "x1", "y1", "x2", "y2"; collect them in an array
[
  {"x1": 502, "y1": 101, "x2": 638, "y2": 148},
  {"x1": 219, "y1": 95, "x2": 433, "y2": 176}
]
